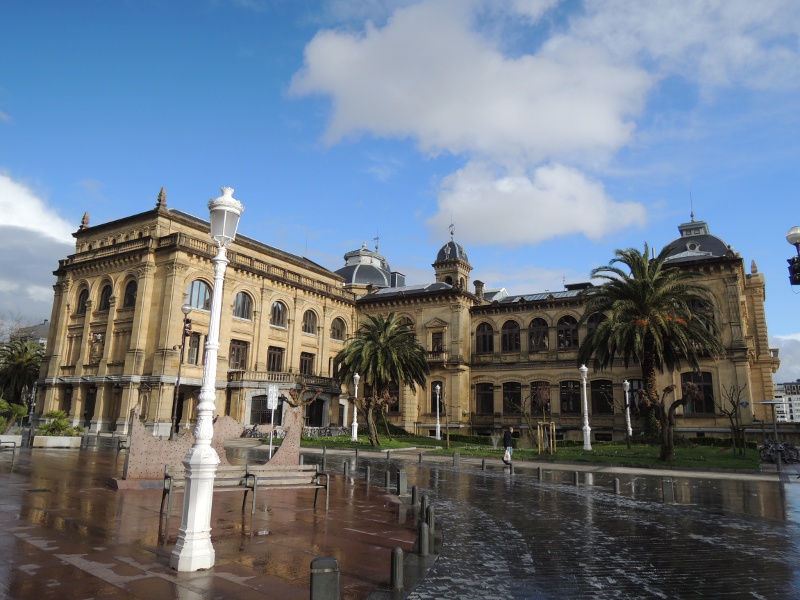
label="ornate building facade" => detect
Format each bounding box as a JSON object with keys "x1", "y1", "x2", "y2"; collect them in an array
[{"x1": 35, "y1": 192, "x2": 780, "y2": 443}]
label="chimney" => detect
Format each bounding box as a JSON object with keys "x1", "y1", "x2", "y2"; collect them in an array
[{"x1": 474, "y1": 280, "x2": 484, "y2": 300}]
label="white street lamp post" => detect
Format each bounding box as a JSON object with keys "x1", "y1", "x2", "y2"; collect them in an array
[
  {"x1": 623, "y1": 380, "x2": 632, "y2": 440},
  {"x1": 579, "y1": 364, "x2": 592, "y2": 451},
  {"x1": 787, "y1": 226, "x2": 800, "y2": 286},
  {"x1": 169, "y1": 303, "x2": 193, "y2": 441},
  {"x1": 351, "y1": 372, "x2": 360, "y2": 442},
  {"x1": 170, "y1": 187, "x2": 243, "y2": 572},
  {"x1": 435, "y1": 384, "x2": 441, "y2": 440}
]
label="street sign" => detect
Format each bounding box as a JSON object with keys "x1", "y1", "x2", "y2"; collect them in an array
[{"x1": 267, "y1": 385, "x2": 279, "y2": 410}]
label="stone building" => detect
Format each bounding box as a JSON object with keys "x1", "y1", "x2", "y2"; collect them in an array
[
  {"x1": 36, "y1": 191, "x2": 354, "y2": 435},
  {"x1": 35, "y1": 192, "x2": 780, "y2": 443}
]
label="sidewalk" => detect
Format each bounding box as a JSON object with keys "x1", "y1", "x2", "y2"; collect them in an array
[{"x1": 0, "y1": 445, "x2": 419, "y2": 599}]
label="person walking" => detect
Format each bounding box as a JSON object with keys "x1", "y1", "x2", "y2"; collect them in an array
[{"x1": 503, "y1": 426, "x2": 514, "y2": 465}]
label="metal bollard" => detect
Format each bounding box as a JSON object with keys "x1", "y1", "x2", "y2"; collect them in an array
[
  {"x1": 343, "y1": 462, "x2": 349, "y2": 476},
  {"x1": 310, "y1": 556, "x2": 339, "y2": 600},
  {"x1": 481, "y1": 458, "x2": 486, "y2": 470},
  {"x1": 419, "y1": 453, "x2": 424, "y2": 464},
  {"x1": 537, "y1": 466, "x2": 542, "y2": 480},
  {"x1": 365, "y1": 465, "x2": 371, "y2": 483},
  {"x1": 574, "y1": 471, "x2": 580, "y2": 486},
  {"x1": 299, "y1": 454, "x2": 304, "y2": 465},
  {"x1": 396, "y1": 469, "x2": 408, "y2": 495},
  {"x1": 418, "y1": 522, "x2": 429, "y2": 556},
  {"x1": 453, "y1": 451, "x2": 460, "y2": 467},
  {"x1": 411, "y1": 485, "x2": 419, "y2": 507},
  {"x1": 385, "y1": 470, "x2": 392, "y2": 489},
  {"x1": 614, "y1": 478, "x2": 621, "y2": 495},
  {"x1": 322, "y1": 446, "x2": 327, "y2": 471},
  {"x1": 662, "y1": 478, "x2": 675, "y2": 504},
  {"x1": 391, "y1": 547, "x2": 403, "y2": 590},
  {"x1": 421, "y1": 494, "x2": 429, "y2": 517},
  {"x1": 426, "y1": 506, "x2": 436, "y2": 554},
  {"x1": 355, "y1": 447, "x2": 359, "y2": 461}
]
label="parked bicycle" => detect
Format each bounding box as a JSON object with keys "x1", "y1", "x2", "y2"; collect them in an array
[
  {"x1": 759, "y1": 439, "x2": 800, "y2": 463},
  {"x1": 241, "y1": 424, "x2": 262, "y2": 438}
]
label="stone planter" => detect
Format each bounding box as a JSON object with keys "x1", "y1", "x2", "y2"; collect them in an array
[
  {"x1": 32, "y1": 435, "x2": 82, "y2": 448},
  {"x1": 0, "y1": 434, "x2": 23, "y2": 448}
]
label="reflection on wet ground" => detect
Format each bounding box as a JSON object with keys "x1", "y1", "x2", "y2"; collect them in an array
[{"x1": 308, "y1": 451, "x2": 800, "y2": 600}]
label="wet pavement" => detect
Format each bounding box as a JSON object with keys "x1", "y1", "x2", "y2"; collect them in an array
[
  {"x1": 310, "y1": 451, "x2": 800, "y2": 600},
  {"x1": 0, "y1": 444, "x2": 418, "y2": 599},
  {"x1": 4, "y1": 443, "x2": 800, "y2": 599}
]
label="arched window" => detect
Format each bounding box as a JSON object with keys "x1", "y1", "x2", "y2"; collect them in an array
[
  {"x1": 557, "y1": 315, "x2": 578, "y2": 350},
  {"x1": 399, "y1": 316, "x2": 414, "y2": 329},
  {"x1": 501, "y1": 320, "x2": 520, "y2": 352},
  {"x1": 330, "y1": 317, "x2": 346, "y2": 341},
  {"x1": 587, "y1": 313, "x2": 607, "y2": 337},
  {"x1": 122, "y1": 280, "x2": 137, "y2": 308},
  {"x1": 476, "y1": 322, "x2": 494, "y2": 354},
  {"x1": 302, "y1": 310, "x2": 318, "y2": 334},
  {"x1": 98, "y1": 284, "x2": 112, "y2": 311},
  {"x1": 529, "y1": 318, "x2": 549, "y2": 352},
  {"x1": 232, "y1": 291, "x2": 253, "y2": 320},
  {"x1": 186, "y1": 280, "x2": 211, "y2": 311},
  {"x1": 270, "y1": 301, "x2": 287, "y2": 327},
  {"x1": 591, "y1": 380, "x2": 614, "y2": 414},
  {"x1": 502, "y1": 382, "x2": 522, "y2": 414},
  {"x1": 76, "y1": 289, "x2": 89, "y2": 315}
]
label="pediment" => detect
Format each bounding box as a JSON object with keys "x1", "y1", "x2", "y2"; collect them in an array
[{"x1": 424, "y1": 317, "x2": 448, "y2": 329}]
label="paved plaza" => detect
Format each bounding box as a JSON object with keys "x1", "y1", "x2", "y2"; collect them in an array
[{"x1": 3, "y1": 442, "x2": 800, "y2": 599}]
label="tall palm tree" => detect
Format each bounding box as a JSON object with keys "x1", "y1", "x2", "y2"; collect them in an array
[
  {"x1": 0, "y1": 340, "x2": 44, "y2": 409},
  {"x1": 334, "y1": 313, "x2": 429, "y2": 447},
  {"x1": 578, "y1": 243, "x2": 724, "y2": 461}
]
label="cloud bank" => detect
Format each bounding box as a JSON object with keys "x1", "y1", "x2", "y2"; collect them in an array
[{"x1": 290, "y1": 0, "x2": 800, "y2": 248}]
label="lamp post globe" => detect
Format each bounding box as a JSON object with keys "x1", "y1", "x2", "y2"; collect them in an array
[
  {"x1": 351, "y1": 373, "x2": 360, "y2": 442},
  {"x1": 787, "y1": 226, "x2": 800, "y2": 286},
  {"x1": 579, "y1": 364, "x2": 591, "y2": 451},
  {"x1": 171, "y1": 188, "x2": 243, "y2": 572}
]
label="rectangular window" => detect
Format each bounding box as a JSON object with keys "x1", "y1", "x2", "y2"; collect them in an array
[
  {"x1": 503, "y1": 382, "x2": 522, "y2": 414},
  {"x1": 682, "y1": 372, "x2": 715, "y2": 414},
  {"x1": 476, "y1": 383, "x2": 494, "y2": 414},
  {"x1": 187, "y1": 333, "x2": 202, "y2": 366},
  {"x1": 591, "y1": 380, "x2": 615, "y2": 415},
  {"x1": 251, "y1": 395, "x2": 283, "y2": 426},
  {"x1": 267, "y1": 346, "x2": 285, "y2": 372},
  {"x1": 431, "y1": 331, "x2": 444, "y2": 353},
  {"x1": 530, "y1": 381, "x2": 550, "y2": 416},
  {"x1": 560, "y1": 380, "x2": 581, "y2": 414},
  {"x1": 300, "y1": 352, "x2": 315, "y2": 376},
  {"x1": 388, "y1": 381, "x2": 400, "y2": 413},
  {"x1": 229, "y1": 340, "x2": 249, "y2": 371}
]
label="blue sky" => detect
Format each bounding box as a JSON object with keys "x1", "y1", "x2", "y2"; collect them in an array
[{"x1": 1, "y1": 0, "x2": 799, "y2": 382}]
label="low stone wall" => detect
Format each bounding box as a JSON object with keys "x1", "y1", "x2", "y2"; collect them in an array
[
  {"x1": 32, "y1": 436, "x2": 82, "y2": 448},
  {"x1": 0, "y1": 434, "x2": 23, "y2": 447}
]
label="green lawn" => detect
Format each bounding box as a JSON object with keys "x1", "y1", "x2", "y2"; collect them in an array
[{"x1": 299, "y1": 435, "x2": 761, "y2": 471}]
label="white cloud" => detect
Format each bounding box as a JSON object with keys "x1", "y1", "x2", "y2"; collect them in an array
[
  {"x1": 0, "y1": 174, "x2": 75, "y2": 244},
  {"x1": 772, "y1": 335, "x2": 800, "y2": 384},
  {"x1": 290, "y1": 0, "x2": 651, "y2": 163},
  {"x1": 27, "y1": 285, "x2": 55, "y2": 303},
  {"x1": 428, "y1": 161, "x2": 646, "y2": 245},
  {"x1": 562, "y1": 0, "x2": 800, "y2": 93}
]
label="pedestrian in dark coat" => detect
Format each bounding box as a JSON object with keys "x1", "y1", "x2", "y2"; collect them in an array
[{"x1": 503, "y1": 426, "x2": 514, "y2": 465}]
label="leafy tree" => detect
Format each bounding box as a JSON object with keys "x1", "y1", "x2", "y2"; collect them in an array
[
  {"x1": 334, "y1": 313, "x2": 429, "y2": 447},
  {"x1": 578, "y1": 243, "x2": 724, "y2": 461},
  {"x1": 0, "y1": 340, "x2": 44, "y2": 409},
  {"x1": 0, "y1": 398, "x2": 29, "y2": 433}
]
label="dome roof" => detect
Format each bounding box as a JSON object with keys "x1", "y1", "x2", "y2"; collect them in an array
[
  {"x1": 664, "y1": 218, "x2": 732, "y2": 263},
  {"x1": 335, "y1": 242, "x2": 392, "y2": 287},
  {"x1": 435, "y1": 231, "x2": 469, "y2": 263}
]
